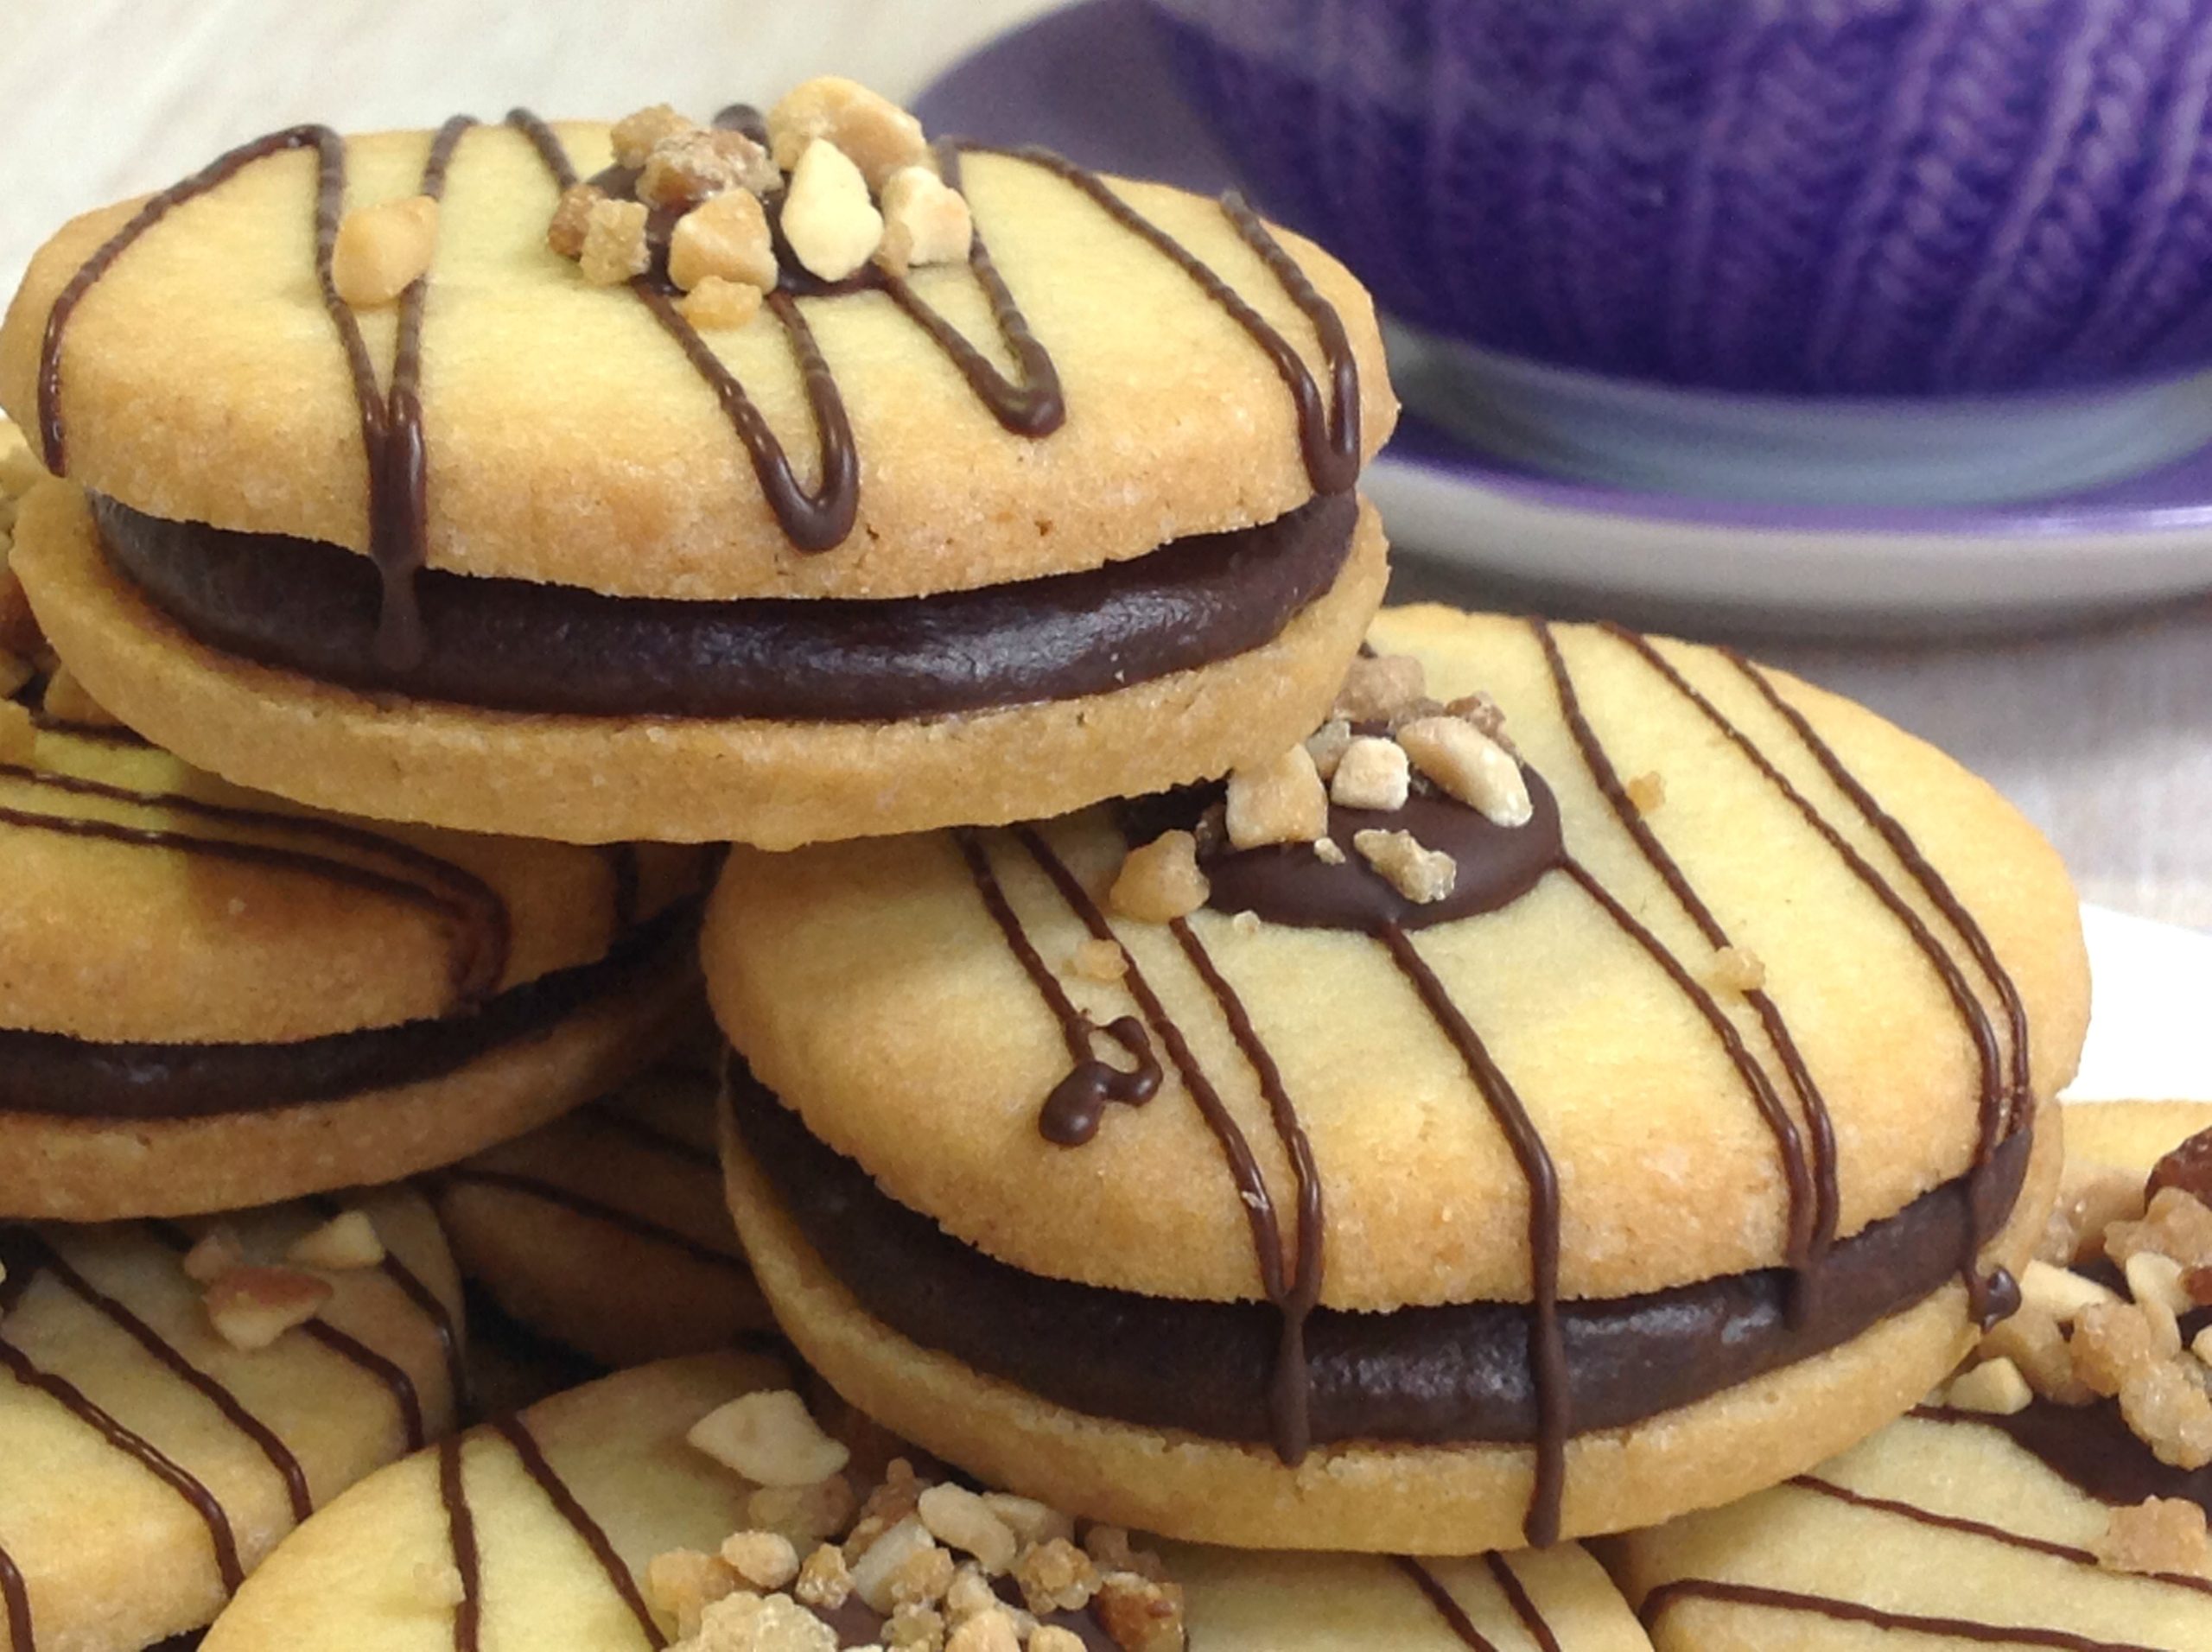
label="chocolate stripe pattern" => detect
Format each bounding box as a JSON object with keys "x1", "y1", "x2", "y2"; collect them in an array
[
  {"x1": 436, "y1": 1166, "x2": 750, "y2": 1276},
  {"x1": 942, "y1": 620, "x2": 2034, "y2": 1550},
  {"x1": 1639, "y1": 1579, "x2": 2168, "y2": 1651},
  {"x1": 37, "y1": 107, "x2": 1358, "y2": 685}
]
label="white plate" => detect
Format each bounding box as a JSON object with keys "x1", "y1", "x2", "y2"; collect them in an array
[{"x1": 2071, "y1": 905, "x2": 2212, "y2": 1102}]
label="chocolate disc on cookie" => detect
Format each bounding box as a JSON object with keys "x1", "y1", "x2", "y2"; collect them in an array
[
  {"x1": 199, "y1": 1356, "x2": 1653, "y2": 1652},
  {"x1": 0, "y1": 677, "x2": 709, "y2": 1221},
  {"x1": 704, "y1": 606, "x2": 2089, "y2": 1554},
  {"x1": 0, "y1": 1190, "x2": 463, "y2": 1652},
  {"x1": 1616, "y1": 1100, "x2": 2212, "y2": 1650},
  {"x1": 435, "y1": 1058, "x2": 772, "y2": 1368},
  {"x1": 0, "y1": 83, "x2": 1394, "y2": 846}
]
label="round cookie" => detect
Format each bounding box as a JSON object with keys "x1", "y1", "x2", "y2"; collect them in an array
[
  {"x1": 0, "y1": 1188, "x2": 464, "y2": 1652},
  {"x1": 435, "y1": 1058, "x2": 772, "y2": 1368},
  {"x1": 706, "y1": 606, "x2": 2088, "y2": 1553},
  {"x1": 0, "y1": 675, "x2": 711, "y2": 1221},
  {"x1": 1612, "y1": 1100, "x2": 2212, "y2": 1650},
  {"x1": 198, "y1": 1355, "x2": 1653, "y2": 1652},
  {"x1": 1, "y1": 87, "x2": 1397, "y2": 847}
]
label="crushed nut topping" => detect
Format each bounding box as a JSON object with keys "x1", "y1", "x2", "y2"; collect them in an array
[
  {"x1": 680, "y1": 277, "x2": 766, "y2": 332},
  {"x1": 1353, "y1": 828, "x2": 1457, "y2": 905},
  {"x1": 1303, "y1": 718, "x2": 1353, "y2": 782},
  {"x1": 1224, "y1": 745, "x2": 1328, "y2": 850},
  {"x1": 689, "y1": 1389, "x2": 853, "y2": 1488},
  {"x1": 611, "y1": 104, "x2": 698, "y2": 170},
  {"x1": 332, "y1": 195, "x2": 439, "y2": 309},
  {"x1": 1942, "y1": 1356, "x2": 2032, "y2": 1416},
  {"x1": 1624, "y1": 770, "x2": 1667, "y2": 814},
  {"x1": 641, "y1": 128, "x2": 778, "y2": 213},
  {"x1": 781, "y1": 140, "x2": 884, "y2": 284},
  {"x1": 203, "y1": 1265, "x2": 334, "y2": 1351},
  {"x1": 664, "y1": 1405, "x2": 1184, "y2": 1651},
  {"x1": 579, "y1": 197, "x2": 652, "y2": 286},
  {"x1": 1707, "y1": 945, "x2": 1766, "y2": 995},
  {"x1": 2094, "y1": 1496, "x2": 2212, "y2": 1581},
  {"x1": 1109, "y1": 831, "x2": 1208, "y2": 924},
  {"x1": 670, "y1": 188, "x2": 779, "y2": 295},
  {"x1": 1332, "y1": 653, "x2": 1425, "y2": 723},
  {"x1": 284, "y1": 1209, "x2": 385, "y2": 1271},
  {"x1": 767, "y1": 77, "x2": 930, "y2": 190},
  {"x1": 1395, "y1": 715, "x2": 1534, "y2": 828},
  {"x1": 877, "y1": 166, "x2": 973, "y2": 274},
  {"x1": 547, "y1": 182, "x2": 606, "y2": 259},
  {"x1": 1329, "y1": 736, "x2": 1409, "y2": 811},
  {"x1": 1066, "y1": 937, "x2": 1128, "y2": 985}
]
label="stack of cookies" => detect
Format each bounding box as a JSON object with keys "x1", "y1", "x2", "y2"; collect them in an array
[{"x1": 2, "y1": 72, "x2": 2196, "y2": 1652}]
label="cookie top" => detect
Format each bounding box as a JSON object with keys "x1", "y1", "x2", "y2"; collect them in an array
[
  {"x1": 704, "y1": 607, "x2": 2088, "y2": 1312},
  {"x1": 0, "y1": 1189, "x2": 464, "y2": 1652},
  {"x1": 198, "y1": 1355, "x2": 1650, "y2": 1652},
  {"x1": 0, "y1": 682, "x2": 705, "y2": 1045},
  {"x1": 0, "y1": 95, "x2": 1394, "y2": 603},
  {"x1": 1618, "y1": 1097, "x2": 2212, "y2": 1649}
]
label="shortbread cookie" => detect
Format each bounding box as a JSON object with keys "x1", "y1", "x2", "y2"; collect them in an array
[
  {"x1": 707, "y1": 606, "x2": 2088, "y2": 1553},
  {"x1": 199, "y1": 1356, "x2": 1653, "y2": 1652},
  {"x1": 435, "y1": 1059, "x2": 771, "y2": 1367},
  {"x1": 0, "y1": 1189, "x2": 464, "y2": 1652},
  {"x1": 2, "y1": 85, "x2": 1395, "y2": 846},
  {"x1": 1614, "y1": 1100, "x2": 2212, "y2": 1649},
  {"x1": 0, "y1": 677, "x2": 709, "y2": 1221}
]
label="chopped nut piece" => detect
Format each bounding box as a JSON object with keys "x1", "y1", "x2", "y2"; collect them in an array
[
  {"x1": 1029, "y1": 1630, "x2": 1086, "y2": 1652},
  {"x1": 2120, "y1": 1360, "x2": 2212, "y2": 1470},
  {"x1": 1083, "y1": 1528, "x2": 1166, "y2": 1584},
  {"x1": 979, "y1": 1495, "x2": 1072, "y2": 1549},
  {"x1": 204, "y1": 1265, "x2": 333, "y2": 1350},
  {"x1": 848, "y1": 1459, "x2": 925, "y2": 1558},
  {"x1": 2109, "y1": 1188, "x2": 2212, "y2": 1273},
  {"x1": 917, "y1": 1485, "x2": 1018, "y2": 1574},
  {"x1": 1093, "y1": 1570, "x2": 1186, "y2": 1652},
  {"x1": 1708, "y1": 945, "x2": 1766, "y2": 995},
  {"x1": 2020, "y1": 1258, "x2": 2120, "y2": 1325},
  {"x1": 1109, "y1": 831, "x2": 1209, "y2": 924},
  {"x1": 1444, "y1": 689, "x2": 1508, "y2": 737},
  {"x1": 2152, "y1": 1128, "x2": 2212, "y2": 1204},
  {"x1": 41, "y1": 666, "x2": 120, "y2": 728},
  {"x1": 1945, "y1": 1356, "x2": 2032, "y2": 1415},
  {"x1": 851, "y1": 1516, "x2": 938, "y2": 1614},
  {"x1": 332, "y1": 195, "x2": 439, "y2": 308},
  {"x1": 721, "y1": 1532, "x2": 801, "y2": 1592},
  {"x1": 547, "y1": 182, "x2": 605, "y2": 258},
  {"x1": 781, "y1": 140, "x2": 884, "y2": 283},
  {"x1": 878, "y1": 167, "x2": 972, "y2": 270},
  {"x1": 886, "y1": 1603, "x2": 946, "y2": 1651},
  {"x1": 181, "y1": 1226, "x2": 246, "y2": 1284},
  {"x1": 1330, "y1": 736, "x2": 1409, "y2": 811},
  {"x1": 2128, "y1": 1251, "x2": 2193, "y2": 1319},
  {"x1": 579, "y1": 198, "x2": 652, "y2": 287},
  {"x1": 1352, "y1": 829, "x2": 1457, "y2": 905},
  {"x1": 944, "y1": 1566, "x2": 996, "y2": 1622},
  {"x1": 1980, "y1": 1302, "x2": 2094, "y2": 1407},
  {"x1": 669, "y1": 187, "x2": 779, "y2": 293},
  {"x1": 944, "y1": 1610, "x2": 1020, "y2": 1652},
  {"x1": 641, "y1": 128, "x2": 779, "y2": 211},
  {"x1": 767, "y1": 77, "x2": 929, "y2": 189},
  {"x1": 2193, "y1": 1325, "x2": 2212, "y2": 1367},
  {"x1": 285, "y1": 1209, "x2": 385, "y2": 1271},
  {"x1": 2043, "y1": 1166, "x2": 2150, "y2": 1266},
  {"x1": 1065, "y1": 937, "x2": 1127, "y2": 984},
  {"x1": 611, "y1": 104, "x2": 696, "y2": 169},
  {"x1": 1303, "y1": 718, "x2": 1353, "y2": 781},
  {"x1": 2075, "y1": 1301, "x2": 2177, "y2": 1395},
  {"x1": 1313, "y1": 837, "x2": 1346, "y2": 867},
  {"x1": 747, "y1": 1477, "x2": 857, "y2": 1547},
  {"x1": 2094, "y1": 1497, "x2": 2212, "y2": 1580},
  {"x1": 680, "y1": 278, "x2": 766, "y2": 331},
  {"x1": 778, "y1": 1545, "x2": 848, "y2": 1621},
  {"x1": 688, "y1": 1390, "x2": 851, "y2": 1488},
  {"x1": 1225, "y1": 746, "x2": 1328, "y2": 849},
  {"x1": 1013, "y1": 1538, "x2": 1099, "y2": 1617},
  {"x1": 1395, "y1": 716, "x2": 1533, "y2": 828},
  {"x1": 648, "y1": 1549, "x2": 742, "y2": 1638},
  {"x1": 690, "y1": 1589, "x2": 837, "y2": 1652},
  {"x1": 1624, "y1": 770, "x2": 1667, "y2": 814},
  {"x1": 1332, "y1": 653, "x2": 1425, "y2": 722}
]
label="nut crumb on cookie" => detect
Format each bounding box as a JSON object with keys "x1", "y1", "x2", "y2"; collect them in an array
[
  {"x1": 611, "y1": 104, "x2": 697, "y2": 169},
  {"x1": 547, "y1": 182, "x2": 606, "y2": 258},
  {"x1": 1225, "y1": 745, "x2": 1328, "y2": 849},
  {"x1": 671, "y1": 188, "x2": 779, "y2": 294},
  {"x1": 1109, "y1": 832, "x2": 1208, "y2": 924},
  {"x1": 580, "y1": 197, "x2": 652, "y2": 286},
  {"x1": 285, "y1": 1208, "x2": 386, "y2": 1270},
  {"x1": 878, "y1": 167, "x2": 973, "y2": 273},
  {"x1": 1625, "y1": 770, "x2": 1667, "y2": 814},
  {"x1": 1065, "y1": 937, "x2": 1127, "y2": 984},
  {"x1": 690, "y1": 1388, "x2": 853, "y2": 1487},
  {"x1": 680, "y1": 277, "x2": 766, "y2": 331},
  {"x1": 781, "y1": 140, "x2": 884, "y2": 283},
  {"x1": 641, "y1": 128, "x2": 779, "y2": 213},
  {"x1": 332, "y1": 195, "x2": 439, "y2": 308},
  {"x1": 1330, "y1": 735, "x2": 1409, "y2": 811},
  {"x1": 1332, "y1": 653, "x2": 1424, "y2": 723},
  {"x1": 181, "y1": 1225, "x2": 246, "y2": 1283},
  {"x1": 1353, "y1": 828, "x2": 1457, "y2": 905},
  {"x1": 204, "y1": 1264, "x2": 334, "y2": 1350},
  {"x1": 1943, "y1": 1356, "x2": 2032, "y2": 1415},
  {"x1": 2094, "y1": 1496, "x2": 2212, "y2": 1580},
  {"x1": 766, "y1": 77, "x2": 929, "y2": 190},
  {"x1": 1395, "y1": 715, "x2": 1533, "y2": 828},
  {"x1": 1707, "y1": 945, "x2": 1766, "y2": 995}
]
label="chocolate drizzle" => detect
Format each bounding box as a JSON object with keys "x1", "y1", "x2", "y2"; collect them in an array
[
  {"x1": 1396, "y1": 1558, "x2": 1503, "y2": 1651},
  {"x1": 0, "y1": 1542, "x2": 28, "y2": 1652},
  {"x1": 0, "y1": 759, "x2": 511, "y2": 1007},
  {"x1": 490, "y1": 1414, "x2": 666, "y2": 1648},
  {"x1": 304, "y1": 1191, "x2": 469, "y2": 1430},
  {"x1": 1484, "y1": 1554, "x2": 1564, "y2": 1652},
  {"x1": 437, "y1": 1166, "x2": 751, "y2": 1275},
  {"x1": 1638, "y1": 1579, "x2": 2166, "y2": 1651},
  {"x1": 37, "y1": 109, "x2": 1360, "y2": 682},
  {"x1": 1913, "y1": 1401, "x2": 2212, "y2": 1526},
  {"x1": 953, "y1": 829, "x2": 1161, "y2": 1145},
  {"x1": 438, "y1": 1436, "x2": 484, "y2": 1652}
]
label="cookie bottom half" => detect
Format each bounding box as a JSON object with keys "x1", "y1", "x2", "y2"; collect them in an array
[
  {"x1": 0, "y1": 917, "x2": 701, "y2": 1221},
  {"x1": 721, "y1": 1094, "x2": 2060, "y2": 1554},
  {"x1": 15, "y1": 485, "x2": 1389, "y2": 847}
]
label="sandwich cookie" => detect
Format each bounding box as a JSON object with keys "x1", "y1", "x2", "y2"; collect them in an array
[
  {"x1": 1, "y1": 82, "x2": 1394, "y2": 846},
  {"x1": 706, "y1": 607, "x2": 2088, "y2": 1553},
  {"x1": 0, "y1": 1190, "x2": 463, "y2": 1652},
  {"x1": 0, "y1": 672, "x2": 710, "y2": 1221},
  {"x1": 198, "y1": 1355, "x2": 1651, "y2": 1652},
  {"x1": 435, "y1": 1058, "x2": 771, "y2": 1368},
  {"x1": 1614, "y1": 1101, "x2": 2212, "y2": 1650}
]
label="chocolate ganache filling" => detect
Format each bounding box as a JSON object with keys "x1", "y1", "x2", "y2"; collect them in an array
[
  {"x1": 90, "y1": 491, "x2": 1357, "y2": 722},
  {"x1": 0, "y1": 901, "x2": 696, "y2": 1121},
  {"x1": 727, "y1": 1059, "x2": 2032, "y2": 1449}
]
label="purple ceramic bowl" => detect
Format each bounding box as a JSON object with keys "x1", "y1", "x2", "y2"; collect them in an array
[{"x1": 1141, "y1": 0, "x2": 2212, "y2": 397}]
